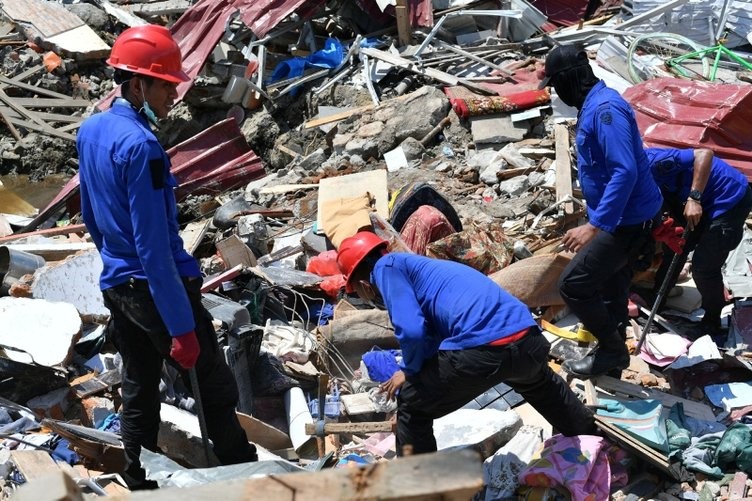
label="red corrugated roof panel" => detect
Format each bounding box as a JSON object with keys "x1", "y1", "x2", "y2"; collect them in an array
[{"x1": 624, "y1": 77, "x2": 752, "y2": 182}]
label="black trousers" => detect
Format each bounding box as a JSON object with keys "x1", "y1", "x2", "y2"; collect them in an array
[
  {"x1": 103, "y1": 277, "x2": 256, "y2": 486},
  {"x1": 655, "y1": 186, "x2": 752, "y2": 322},
  {"x1": 396, "y1": 329, "x2": 594, "y2": 455},
  {"x1": 559, "y1": 220, "x2": 655, "y2": 341}
]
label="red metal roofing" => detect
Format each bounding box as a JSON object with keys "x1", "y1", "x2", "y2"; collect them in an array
[
  {"x1": 24, "y1": 118, "x2": 264, "y2": 232},
  {"x1": 624, "y1": 77, "x2": 752, "y2": 182}
]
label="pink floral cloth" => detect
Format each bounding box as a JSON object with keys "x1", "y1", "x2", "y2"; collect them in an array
[{"x1": 519, "y1": 434, "x2": 628, "y2": 501}]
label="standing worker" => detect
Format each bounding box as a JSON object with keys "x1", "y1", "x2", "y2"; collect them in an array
[
  {"x1": 337, "y1": 232, "x2": 595, "y2": 456},
  {"x1": 77, "y1": 25, "x2": 257, "y2": 489},
  {"x1": 538, "y1": 44, "x2": 664, "y2": 379},
  {"x1": 646, "y1": 147, "x2": 752, "y2": 341}
]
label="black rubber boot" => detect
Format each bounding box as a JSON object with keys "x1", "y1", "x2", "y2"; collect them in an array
[{"x1": 563, "y1": 331, "x2": 629, "y2": 379}]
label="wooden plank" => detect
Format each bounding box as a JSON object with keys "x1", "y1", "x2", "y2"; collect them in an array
[
  {"x1": 236, "y1": 411, "x2": 292, "y2": 451},
  {"x1": 259, "y1": 183, "x2": 318, "y2": 195},
  {"x1": 303, "y1": 94, "x2": 412, "y2": 129},
  {"x1": 6, "y1": 242, "x2": 96, "y2": 261},
  {"x1": 109, "y1": 448, "x2": 483, "y2": 500},
  {"x1": 11, "y1": 64, "x2": 45, "y2": 84},
  {"x1": 0, "y1": 76, "x2": 79, "y2": 100},
  {"x1": 583, "y1": 379, "x2": 598, "y2": 406},
  {"x1": 180, "y1": 219, "x2": 211, "y2": 255},
  {"x1": 12, "y1": 98, "x2": 91, "y2": 108},
  {"x1": 395, "y1": 0, "x2": 411, "y2": 46},
  {"x1": 554, "y1": 124, "x2": 574, "y2": 214},
  {"x1": 0, "y1": 105, "x2": 21, "y2": 141},
  {"x1": 128, "y1": 0, "x2": 191, "y2": 15},
  {"x1": 10, "y1": 450, "x2": 60, "y2": 482},
  {"x1": 1, "y1": 106, "x2": 82, "y2": 123},
  {"x1": 305, "y1": 421, "x2": 394, "y2": 435},
  {"x1": 200, "y1": 263, "x2": 244, "y2": 293},
  {"x1": 6, "y1": 115, "x2": 77, "y2": 141},
  {"x1": 0, "y1": 87, "x2": 46, "y2": 128},
  {"x1": 0, "y1": 223, "x2": 86, "y2": 244},
  {"x1": 216, "y1": 234, "x2": 257, "y2": 268},
  {"x1": 71, "y1": 369, "x2": 121, "y2": 399},
  {"x1": 594, "y1": 416, "x2": 680, "y2": 479},
  {"x1": 593, "y1": 375, "x2": 716, "y2": 421}
]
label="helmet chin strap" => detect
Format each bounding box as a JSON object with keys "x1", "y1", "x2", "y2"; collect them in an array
[{"x1": 139, "y1": 84, "x2": 159, "y2": 127}]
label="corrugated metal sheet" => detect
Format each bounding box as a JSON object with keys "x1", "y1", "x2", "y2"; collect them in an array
[
  {"x1": 719, "y1": 0, "x2": 752, "y2": 48},
  {"x1": 26, "y1": 119, "x2": 265, "y2": 231},
  {"x1": 618, "y1": 0, "x2": 716, "y2": 45},
  {"x1": 624, "y1": 77, "x2": 752, "y2": 182}
]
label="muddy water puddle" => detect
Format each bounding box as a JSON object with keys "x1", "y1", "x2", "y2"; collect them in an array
[{"x1": 0, "y1": 174, "x2": 70, "y2": 212}]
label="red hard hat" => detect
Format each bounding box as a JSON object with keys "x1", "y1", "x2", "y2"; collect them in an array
[
  {"x1": 107, "y1": 25, "x2": 189, "y2": 84},
  {"x1": 337, "y1": 232, "x2": 388, "y2": 290}
]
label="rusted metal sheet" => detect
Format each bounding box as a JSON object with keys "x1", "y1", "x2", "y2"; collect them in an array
[
  {"x1": 624, "y1": 77, "x2": 752, "y2": 182},
  {"x1": 22, "y1": 119, "x2": 265, "y2": 232}
]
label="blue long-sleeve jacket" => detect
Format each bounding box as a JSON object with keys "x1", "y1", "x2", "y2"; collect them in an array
[
  {"x1": 77, "y1": 99, "x2": 200, "y2": 336},
  {"x1": 576, "y1": 81, "x2": 662, "y2": 231},
  {"x1": 646, "y1": 147, "x2": 749, "y2": 220},
  {"x1": 371, "y1": 254, "x2": 536, "y2": 375}
]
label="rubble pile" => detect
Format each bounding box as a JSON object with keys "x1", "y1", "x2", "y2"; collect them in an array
[{"x1": 0, "y1": 0, "x2": 752, "y2": 499}]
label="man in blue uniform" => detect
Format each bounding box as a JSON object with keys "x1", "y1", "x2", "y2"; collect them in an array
[
  {"x1": 77, "y1": 25, "x2": 256, "y2": 489},
  {"x1": 539, "y1": 45, "x2": 664, "y2": 378},
  {"x1": 337, "y1": 232, "x2": 595, "y2": 456},
  {"x1": 647, "y1": 147, "x2": 752, "y2": 340}
]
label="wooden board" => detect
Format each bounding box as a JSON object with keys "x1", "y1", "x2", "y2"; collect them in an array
[
  {"x1": 12, "y1": 97, "x2": 91, "y2": 108},
  {"x1": 109, "y1": 448, "x2": 483, "y2": 500},
  {"x1": 215, "y1": 234, "x2": 257, "y2": 268},
  {"x1": 304, "y1": 421, "x2": 393, "y2": 435},
  {"x1": 236, "y1": 411, "x2": 292, "y2": 451},
  {"x1": 594, "y1": 415, "x2": 680, "y2": 480},
  {"x1": 316, "y1": 169, "x2": 388, "y2": 232},
  {"x1": 593, "y1": 375, "x2": 715, "y2": 421},
  {"x1": 180, "y1": 219, "x2": 211, "y2": 255},
  {"x1": 554, "y1": 124, "x2": 574, "y2": 214},
  {"x1": 11, "y1": 450, "x2": 60, "y2": 481},
  {"x1": 71, "y1": 369, "x2": 121, "y2": 399}
]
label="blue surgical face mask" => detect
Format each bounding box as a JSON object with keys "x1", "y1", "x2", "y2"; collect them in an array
[{"x1": 139, "y1": 86, "x2": 159, "y2": 126}]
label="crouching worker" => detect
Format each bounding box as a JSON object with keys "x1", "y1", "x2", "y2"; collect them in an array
[{"x1": 337, "y1": 232, "x2": 596, "y2": 456}]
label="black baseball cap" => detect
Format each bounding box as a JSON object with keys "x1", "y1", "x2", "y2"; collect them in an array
[{"x1": 538, "y1": 45, "x2": 590, "y2": 89}]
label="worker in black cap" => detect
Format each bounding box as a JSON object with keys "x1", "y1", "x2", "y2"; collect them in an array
[{"x1": 539, "y1": 45, "x2": 665, "y2": 379}]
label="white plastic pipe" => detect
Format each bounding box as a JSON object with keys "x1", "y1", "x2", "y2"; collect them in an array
[{"x1": 284, "y1": 387, "x2": 314, "y2": 452}]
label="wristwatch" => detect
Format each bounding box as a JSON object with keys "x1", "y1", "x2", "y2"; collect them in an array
[{"x1": 688, "y1": 189, "x2": 702, "y2": 202}]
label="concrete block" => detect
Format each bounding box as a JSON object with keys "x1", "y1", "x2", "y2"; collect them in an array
[
  {"x1": 332, "y1": 133, "x2": 353, "y2": 156},
  {"x1": 31, "y1": 250, "x2": 107, "y2": 319},
  {"x1": 0, "y1": 297, "x2": 80, "y2": 367},
  {"x1": 298, "y1": 148, "x2": 327, "y2": 172},
  {"x1": 498, "y1": 176, "x2": 530, "y2": 197},
  {"x1": 435, "y1": 408, "x2": 521, "y2": 459},
  {"x1": 357, "y1": 121, "x2": 384, "y2": 138},
  {"x1": 470, "y1": 115, "x2": 529, "y2": 145}
]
